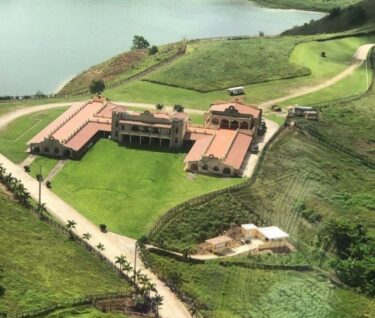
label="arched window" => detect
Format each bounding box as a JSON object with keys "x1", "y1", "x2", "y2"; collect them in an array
[
  {"x1": 220, "y1": 119, "x2": 229, "y2": 129},
  {"x1": 230, "y1": 121, "x2": 239, "y2": 130},
  {"x1": 202, "y1": 164, "x2": 208, "y2": 170},
  {"x1": 223, "y1": 167, "x2": 231, "y2": 175},
  {"x1": 213, "y1": 166, "x2": 219, "y2": 172},
  {"x1": 240, "y1": 122, "x2": 249, "y2": 130},
  {"x1": 211, "y1": 118, "x2": 220, "y2": 126},
  {"x1": 191, "y1": 164, "x2": 198, "y2": 171}
]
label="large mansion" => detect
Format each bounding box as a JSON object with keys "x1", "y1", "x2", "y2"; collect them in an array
[{"x1": 28, "y1": 97, "x2": 263, "y2": 177}]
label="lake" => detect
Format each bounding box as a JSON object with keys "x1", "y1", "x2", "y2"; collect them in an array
[{"x1": 0, "y1": 0, "x2": 324, "y2": 96}]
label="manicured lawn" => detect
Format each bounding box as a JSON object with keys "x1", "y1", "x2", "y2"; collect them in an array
[
  {"x1": 29, "y1": 156, "x2": 59, "y2": 180},
  {"x1": 145, "y1": 38, "x2": 310, "y2": 92},
  {"x1": 0, "y1": 107, "x2": 68, "y2": 163},
  {"x1": 52, "y1": 139, "x2": 242, "y2": 238},
  {"x1": 146, "y1": 251, "x2": 375, "y2": 318},
  {"x1": 0, "y1": 192, "x2": 130, "y2": 314},
  {"x1": 282, "y1": 60, "x2": 374, "y2": 106}
]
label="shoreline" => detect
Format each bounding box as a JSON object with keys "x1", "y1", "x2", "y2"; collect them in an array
[{"x1": 250, "y1": 0, "x2": 329, "y2": 14}]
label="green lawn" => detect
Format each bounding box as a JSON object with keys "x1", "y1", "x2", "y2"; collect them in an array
[
  {"x1": 145, "y1": 38, "x2": 311, "y2": 92},
  {"x1": 0, "y1": 107, "x2": 68, "y2": 163},
  {"x1": 145, "y1": 251, "x2": 375, "y2": 318},
  {"x1": 107, "y1": 35, "x2": 374, "y2": 110},
  {"x1": 52, "y1": 139, "x2": 242, "y2": 238},
  {"x1": 0, "y1": 192, "x2": 130, "y2": 314},
  {"x1": 29, "y1": 156, "x2": 59, "y2": 180}
]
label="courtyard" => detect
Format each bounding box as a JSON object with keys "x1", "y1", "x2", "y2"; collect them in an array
[{"x1": 52, "y1": 139, "x2": 242, "y2": 238}]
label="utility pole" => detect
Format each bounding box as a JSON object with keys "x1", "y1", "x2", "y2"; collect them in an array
[{"x1": 38, "y1": 165, "x2": 42, "y2": 207}]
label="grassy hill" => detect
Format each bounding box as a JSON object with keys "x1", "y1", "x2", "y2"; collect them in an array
[
  {"x1": 145, "y1": 38, "x2": 311, "y2": 92},
  {"x1": 284, "y1": 0, "x2": 375, "y2": 35},
  {"x1": 58, "y1": 43, "x2": 182, "y2": 95},
  {"x1": 0, "y1": 191, "x2": 129, "y2": 314},
  {"x1": 253, "y1": 0, "x2": 361, "y2": 11}
]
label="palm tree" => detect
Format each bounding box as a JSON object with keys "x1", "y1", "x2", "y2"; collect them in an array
[
  {"x1": 96, "y1": 243, "x2": 105, "y2": 251},
  {"x1": 14, "y1": 182, "x2": 31, "y2": 207},
  {"x1": 182, "y1": 246, "x2": 194, "y2": 259},
  {"x1": 151, "y1": 294, "x2": 163, "y2": 311},
  {"x1": 66, "y1": 220, "x2": 77, "y2": 239},
  {"x1": 122, "y1": 260, "x2": 133, "y2": 277},
  {"x1": 82, "y1": 232, "x2": 92, "y2": 241},
  {"x1": 36, "y1": 202, "x2": 47, "y2": 214},
  {"x1": 115, "y1": 254, "x2": 127, "y2": 271}
]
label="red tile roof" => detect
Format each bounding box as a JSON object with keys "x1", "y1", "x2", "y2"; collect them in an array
[
  {"x1": 64, "y1": 122, "x2": 111, "y2": 151},
  {"x1": 209, "y1": 102, "x2": 261, "y2": 118}
]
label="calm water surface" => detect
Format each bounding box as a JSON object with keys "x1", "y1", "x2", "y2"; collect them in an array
[{"x1": 0, "y1": 0, "x2": 324, "y2": 95}]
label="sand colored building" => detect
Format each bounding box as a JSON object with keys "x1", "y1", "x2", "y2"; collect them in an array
[
  {"x1": 28, "y1": 98, "x2": 262, "y2": 177},
  {"x1": 111, "y1": 108, "x2": 189, "y2": 148},
  {"x1": 28, "y1": 96, "x2": 121, "y2": 159}
]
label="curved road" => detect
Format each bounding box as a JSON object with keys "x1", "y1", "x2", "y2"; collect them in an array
[{"x1": 0, "y1": 43, "x2": 373, "y2": 318}]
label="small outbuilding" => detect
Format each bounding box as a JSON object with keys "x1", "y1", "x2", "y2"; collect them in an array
[
  {"x1": 256, "y1": 226, "x2": 289, "y2": 242},
  {"x1": 228, "y1": 86, "x2": 245, "y2": 96},
  {"x1": 205, "y1": 235, "x2": 233, "y2": 253},
  {"x1": 241, "y1": 224, "x2": 258, "y2": 238}
]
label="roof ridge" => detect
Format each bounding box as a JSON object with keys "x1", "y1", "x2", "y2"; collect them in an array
[
  {"x1": 222, "y1": 130, "x2": 240, "y2": 161},
  {"x1": 63, "y1": 119, "x2": 90, "y2": 144}
]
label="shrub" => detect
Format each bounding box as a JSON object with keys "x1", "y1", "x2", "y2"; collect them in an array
[
  {"x1": 46, "y1": 181, "x2": 52, "y2": 189},
  {"x1": 100, "y1": 224, "x2": 107, "y2": 233},
  {"x1": 89, "y1": 79, "x2": 105, "y2": 95},
  {"x1": 23, "y1": 165, "x2": 30, "y2": 173},
  {"x1": 149, "y1": 45, "x2": 159, "y2": 55}
]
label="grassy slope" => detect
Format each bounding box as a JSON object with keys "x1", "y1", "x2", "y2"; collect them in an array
[
  {"x1": 59, "y1": 44, "x2": 182, "y2": 95},
  {"x1": 0, "y1": 192, "x2": 129, "y2": 314},
  {"x1": 107, "y1": 35, "x2": 372, "y2": 109},
  {"x1": 0, "y1": 107, "x2": 68, "y2": 163},
  {"x1": 152, "y1": 130, "x2": 375, "y2": 250},
  {"x1": 146, "y1": 252, "x2": 375, "y2": 318},
  {"x1": 145, "y1": 38, "x2": 310, "y2": 92},
  {"x1": 252, "y1": 0, "x2": 360, "y2": 11},
  {"x1": 52, "y1": 140, "x2": 242, "y2": 238},
  {"x1": 29, "y1": 156, "x2": 59, "y2": 179},
  {"x1": 284, "y1": 0, "x2": 375, "y2": 35}
]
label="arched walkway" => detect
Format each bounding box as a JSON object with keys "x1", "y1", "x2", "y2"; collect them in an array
[{"x1": 220, "y1": 119, "x2": 229, "y2": 129}]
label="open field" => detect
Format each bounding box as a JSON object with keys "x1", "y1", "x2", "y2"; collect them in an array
[
  {"x1": 59, "y1": 43, "x2": 182, "y2": 95},
  {"x1": 0, "y1": 191, "x2": 129, "y2": 314},
  {"x1": 106, "y1": 36, "x2": 374, "y2": 109},
  {"x1": 297, "y1": 98, "x2": 375, "y2": 159},
  {"x1": 52, "y1": 139, "x2": 242, "y2": 238},
  {"x1": 150, "y1": 129, "x2": 375, "y2": 251},
  {"x1": 145, "y1": 38, "x2": 310, "y2": 92},
  {"x1": 145, "y1": 251, "x2": 375, "y2": 318},
  {"x1": 252, "y1": 0, "x2": 360, "y2": 11},
  {"x1": 0, "y1": 107, "x2": 68, "y2": 163}
]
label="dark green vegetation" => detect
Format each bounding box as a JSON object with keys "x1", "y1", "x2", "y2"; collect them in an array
[
  {"x1": 59, "y1": 43, "x2": 182, "y2": 95},
  {"x1": 45, "y1": 306, "x2": 127, "y2": 317},
  {"x1": 284, "y1": 0, "x2": 375, "y2": 35},
  {"x1": 52, "y1": 140, "x2": 241, "y2": 238},
  {"x1": 253, "y1": 0, "x2": 360, "y2": 11},
  {"x1": 0, "y1": 107, "x2": 68, "y2": 163},
  {"x1": 317, "y1": 219, "x2": 375, "y2": 296},
  {"x1": 144, "y1": 251, "x2": 374, "y2": 317},
  {"x1": 145, "y1": 38, "x2": 310, "y2": 92},
  {"x1": 0, "y1": 191, "x2": 129, "y2": 314}
]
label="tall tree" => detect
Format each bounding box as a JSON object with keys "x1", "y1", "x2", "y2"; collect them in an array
[
  {"x1": 89, "y1": 79, "x2": 105, "y2": 95},
  {"x1": 115, "y1": 255, "x2": 127, "y2": 272},
  {"x1": 132, "y1": 35, "x2": 150, "y2": 50}
]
